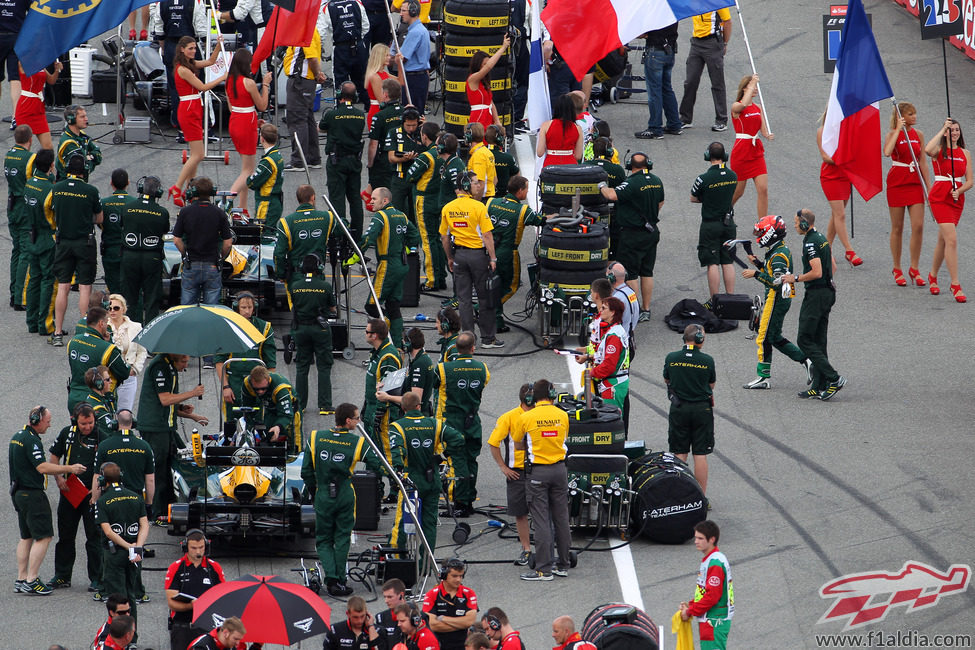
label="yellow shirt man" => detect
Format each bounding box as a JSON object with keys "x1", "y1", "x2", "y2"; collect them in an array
[
  {"x1": 467, "y1": 142, "x2": 497, "y2": 198},
  {"x1": 691, "y1": 10, "x2": 731, "y2": 39},
  {"x1": 510, "y1": 399, "x2": 569, "y2": 466}
]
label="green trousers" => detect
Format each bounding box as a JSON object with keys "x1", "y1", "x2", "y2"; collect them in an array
[
  {"x1": 326, "y1": 157, "x2": 364, "y2": 241},
  {"x1": 102, "y1": 250, "x2": 122, "y2": 295},
  {"x1": 24, "y1": 244, "x2": 57, "y2": 334},
  {"x1": 755, "y1": 294, "x2": 805, "y2": 377},
  {"x1": 101, "y1": 547, "x2": 141, "y2": 636},
  {"x1": 143, "y1": 430, "x2": 177, "y2": 519},
  {"x1": 52, "y1": 494, "x2": 101, "y2": 587},
  {"x1": 120, "y1": 250, "x2": 164, "y2": 324},
  {"x1": 293, "y1": 323, "x2": 333, "y2": 411},
  {"x1": 495, "y1": 247, "x2": 519, "y2": 327},
  {"x1": 390, "y1": 176, "x2": 414, "y2": 223},
  {"x1": 797, "y1": 287, "x2": 838, "y2": 390},
  {"x1": 314, "y1": 482, "x2": 355, "y2": 582},
  {"x1": 416, "y1": 195, "x2": 446, "y2": 289}
]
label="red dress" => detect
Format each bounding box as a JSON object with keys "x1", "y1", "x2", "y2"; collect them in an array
[
  {"x1": 228, "y1": 76, "x2": 258, "y2": 156},
  {"x1": 729, "y1": 104, "x2": 766, "y2": 180},
  {"x1": 466, "y1": 81, "x2": 493, "y2": 128},
  {"x1": 366, "y1": 70, "x2": 391, "y2": 130},
  {"x1": 929, "y1": 148, "x2": 968, "y2": 225},
  {"x1": 541, "y1": 120, "x2": 579, "y2": 168},
  {"x1": 15, "y1": 70, "x2": 49, "y2": 136},
  {"x1": 174, "y1": 62, "x2": 204, "y2": 142},
  {"x1": 885, "y1": 127, "x2": 925, "y2": 207},
  {"x1": 820, "y1": 160, "x2": 851, "y2": 202}
]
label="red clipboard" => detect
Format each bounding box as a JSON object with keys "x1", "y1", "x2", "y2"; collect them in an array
[{"x1": 63, "y1": 475, "x2": 90, "y2": 508}]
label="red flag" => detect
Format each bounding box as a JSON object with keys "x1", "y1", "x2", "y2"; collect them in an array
[{"x1": 251, "y1": 0, "x2": 320, "y2": 74}]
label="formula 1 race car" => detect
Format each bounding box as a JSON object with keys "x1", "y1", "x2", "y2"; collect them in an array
[{"x1": 167, "y1": 407, "x2": 315, "y2": 542}]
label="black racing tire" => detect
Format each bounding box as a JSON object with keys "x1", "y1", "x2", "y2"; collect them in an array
[
  {"x1": 443, "y1": 32, "x2": 509, "y2": 67},
  {"x1": 443, "y1": 63, "x2": 512, "y2": 97},
  {"x1": 565, "y1": 403, "x2": 625, "y2": 454},
  {"x1": 538, "y1": 267, "x2": 603, "y2": 293},
  {"x1": 582, "y1": 603, "x2": 660, "y2": 650},
  {"x1": 628, "y1": 452, "x2": 707, "y2": 544},
  {"x1": 444, "y1": 121, "x2": 466, "y2": 138},
  {"x1": 538, "y1": 222, "x2": 610, "y2": 272},
  {"x1": 538, "y1": 164, "x2": 609, "y2": 207},
  {"x1": 443, "y1": 0, "x2": 509, "y2": 34}
]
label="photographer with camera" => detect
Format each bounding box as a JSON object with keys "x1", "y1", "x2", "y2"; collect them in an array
[
  {"x1": 94, "y1": 461, "x2": 149, "y2": 638},
  {"x1": 691, "y1": 141, "x2": 738, "y2": 301},
  {"x1": 599, "y1": 152, "x2": 665, "y2": 322}
]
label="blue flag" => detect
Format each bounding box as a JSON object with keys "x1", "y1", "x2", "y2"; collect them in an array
[{"x1": 15, "y1": 0, "x2": 156, "y2": 76}]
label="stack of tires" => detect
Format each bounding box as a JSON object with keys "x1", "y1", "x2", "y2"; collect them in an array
[
  {"x1": 536, "y1": 163, "x2": 611, "y2": 293},
  {"x1": 441, "y1": 0, "x2": 512, "y2": 138},
  {"x1": 581, "y1": 603, "x2": 659, "y2": 650}
]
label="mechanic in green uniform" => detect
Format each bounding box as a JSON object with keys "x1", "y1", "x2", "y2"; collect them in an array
[
  {"x1": 55, "y1": 105, "x2": 101, "y2": 182},
  {"x1": 782, "y1": 209, "x2": 846, "y2": 401},
  {"x1": 486, "y1": 175, "x2": 536, "y2": 333},
  {"x1": 403, "y1": 327, "x2": 436, "y2": 415},
  {"x1": 240, "y1": 366, "x2": 300, "y2": 452},
  {"x1": 599, "y1": 152, "x2": 665, "y2": 321},
  {"x1": 94, "y1": 462, "x2": 149, "y2": 635},
  {"x1": 435, "y1": 307, "x2": 461, "y2": 363},
  {"x1": 352, "y1": 186, "x2": 420, "y2": 346},
  {"x1": 84, "y1": 366, "x2": 118, "y2": 443},
  {"x1": 386, "y1": 107, "x2": 422, "y2": 220},
  {"x1": 66, "y1": 307, "x2": 131, "y2": 416},
  {"x1": 98, "y1": 170, "x2": 132, "y2": 295},
  {"x1": 274, "y1": 184, "x2": 344, "y2": 288},
  {"x1": 680, "y1": 520, "x2": 734, "y2": 650},
  {"x1": 50, "y1": 153, "x2": 103, "y2": 345},
  {"x1": 10, "y1": 406, "x2": 87, "y2": 596},
  {"x1": 4, "y1": 125, "x2": 35, "y2": 310},
  {"x1": 362, "y1": 318, "x2": 403, "y2": 466},
  {"x1": 434, "y1": 332, "x2": 490, "y2": 517},
  {"x1": 485, "y1": 125, "x2": 519, "y2": 199},
  {"x1": 741, "y1": 215, "x2": 810, "y2": 390},
  {"x1": 319, "y1": 82, "x2": 366, "y2": 240},
  {"x1": 300, "y1": 403, "x2": 383, "y2": 597},
  {"x1": 137, "y1": 353, "x2": 207, "y2": 520},
  {"x1": 119, "y1": 175, "x2": 169, "y2": 324},
  {"x1": 589, "y1": 137, "x2": 626, "y2": 188},
  {"x1": 46, "y1": 403, "x2": 101, "y2": 592},
  {"x1": 91, "y1": 408, "x2": 155, "y2": 603},
  {"x1": 407, "y1": 121, "x2": 446, "y2": 291},
  {"x1": 388, "y1": 391, "x2": 468, "y2": 563},
  {"x1": 438, "y1": 133, "x2": 466, "y2": 217},
  {"x1": 691, "y1": 142, "x2": 738, "y2": 300},
  {"x1": 246, "y1": 123, "x2": 284, "y2": 231},
  {"x1": 367, "y1": 79, "x2": 404, "y2": 197},
  {"x1": 287, "y1": 253, "x2": 337, "y2": 415},
  {"x1": 22, "y1": 148, "x2": 57, "y2": 336},
  {"x1": 215, "y1": 291, "x2": 276, "y2": 439},
  {"x1": 663, "y1": 324, "x2": 716, "y2": 495}
]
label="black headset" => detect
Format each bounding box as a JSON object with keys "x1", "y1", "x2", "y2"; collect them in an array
[
  {"x1": 109, "y1": 410, "x2": 138, "y2": 432},
  {"x1": 796, "y1": 208, "x2": 810, "y2": 232},
  {"x1": 406, "y1": 0, "x2": 420, "y2": 17},
  {"x1": 64, "y1": 104, "x2": 81, "y2": 126},
  {"x1": 704, "y1": 142, "x2": 728, "y2": 162},
  {"x1": 179, "y1": 528, "x2": 212, "y2": 555},
  {"x1": 463, "y1": 123, "x2": 474, "y2": 145},
  {"x1": 625, "y1": 151, "x2": 651, "y2": 171},
  {"x1": 96, "y1": 462, "x2": 123, "y2": 488},
  {"x1": 66, "y1": 152, "x2": 87, "y2": 174},
  {"x1": 29, "y1": 405, "x2": 47, "y2": 427},
  {"x1": 689, "y1": 324, "x2": 705, "y2": 345},
  {"x1": 606, "y1": 267, "x2": 616, "y2": 285},
  {"x1": 93, "y1": 374, "x2": 106, "y2": 391},
  {"x1": 486, "y1": 614, "x2": 502, "y2": 631},
  {"x1": 232, "y1": 291, "x2": 259, "y2": 311},
  {"x1": 302, "y1": 252, "x2": 325, "y2": 275},
  {"x1": 525, "y1": 380, "x2": 556, "y2": 405},
  {"x1": 455, "y1": 170, "x2": 474, "y2": 193},
  {"x1": 404, "y1": 327, "x2": 423, "y2": 351},
  {"x1": 436, "y1": 308, "x2": 452, "y2": 334},
  {"x1": 439, "y1": 557, "x2": 466, "y2": 581},
  {"x1": 402, "y1": 107, "x2": 420, "y2": 123},
  {"x1": 137, "y1": 175, "x2": 164, "y2": 199}
]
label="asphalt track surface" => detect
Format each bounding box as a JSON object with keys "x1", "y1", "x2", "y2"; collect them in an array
[{"x1": 2, "y1": 2, "x2": 975, "y2": 648}]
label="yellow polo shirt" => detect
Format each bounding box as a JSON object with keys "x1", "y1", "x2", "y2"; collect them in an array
[
  {"x1": 440, "y1": 195, "x2": 493, "y2": 249},
  {"x1": 487, "y1": 406, "x2": 527, "y2": 469},
  {"x1": 691, "y1": 10, "x2": 731, "y2": 39},
  {"x1": 510, "y1": 400, "x2": 569, "y2": 466},
  {"x1": 467, "y1": 142, "x2": 497, "y2": 198}
]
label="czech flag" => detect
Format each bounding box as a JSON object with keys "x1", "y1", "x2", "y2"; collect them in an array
[
  {"x1": 526, "y1": 0, "x2": 551, "y2": 133},
  {"x1": 821, "y1": 0, "x2": 893, "y2": 201},
  {"x1": 541, "y1": 0, "x2": 734, "y2": 81}
]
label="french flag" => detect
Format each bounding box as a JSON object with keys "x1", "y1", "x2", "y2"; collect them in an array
[
  {"x1": 541, "y1": 0, "x2": 734, "y2": 81},
  {"x1": 821, "y1": 0, "x2": 893, "y2": 201},
  {"x1": 526, "y1": 0, "x2": 551, "y2": 133}
]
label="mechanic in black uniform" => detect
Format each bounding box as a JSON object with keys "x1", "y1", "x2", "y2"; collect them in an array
[
  {"x1": 94, "y1": 462, "x2": 149, "y2": 635},
  {"x1": 326, "y1": 0, "x2": 371, "y2": 108},
  {"x1": 165, "y1": 528, "x2": 226, "y2": 650},
  {"x1": 120, "y1": 175, "x2": 170, "y2": 324},
  {"x1": 45, "y1": 403, "x2": 101, "y2": 592},
  {"x1": 663, "y1": 324, "x2": 716, "y2": 495},
  {"x1": 374, "y1": 578, "x2": 407, "y2": 650},
  {"x1": 98, "y1": 169, "x2": 131, "y2": 295},
  {"x1": 324, "y1": 595, "x2": 381, "y2": 650}
]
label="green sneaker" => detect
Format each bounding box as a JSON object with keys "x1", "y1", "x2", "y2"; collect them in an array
[
  {"x1": 25, "y1": 579, "x2": 52, "y2": 595},
  {"x1": 92, "y1": 590, "x2": 104, "y2": 601},
  {"x1": 797, "y1": 389, "x2": 821, "y2": 400},
  {"x1": 45, "y1": 576, "x2": 71, "y2": 589}
]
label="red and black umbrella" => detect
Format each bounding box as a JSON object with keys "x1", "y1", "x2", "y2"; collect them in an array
[{"x1": 193, "y1": 574, "x2": 331, "y2": 645}]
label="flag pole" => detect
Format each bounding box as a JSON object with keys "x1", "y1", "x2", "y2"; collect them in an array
[
  {"x1": 889, "y1": 98, "x2": 931, "y2": 206},
  {"x1": 939, "y1": 41, "x2": 957, "y2": 197},
  {"x1": 387, "y1": 11, "x2": 413, "y2": 105},
  {"x1": 732, "y1": 0, "x2": 771, "y2": 132}
]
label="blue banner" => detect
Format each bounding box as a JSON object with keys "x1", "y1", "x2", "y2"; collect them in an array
[{"x1": 15, "y1": 0, "x2": 156, "y2": 75}]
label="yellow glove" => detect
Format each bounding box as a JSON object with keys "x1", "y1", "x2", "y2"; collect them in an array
[{"x1": 343, "y1": 254, "x2": 360, "y2": 267}]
